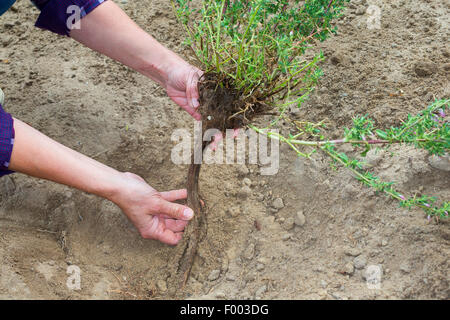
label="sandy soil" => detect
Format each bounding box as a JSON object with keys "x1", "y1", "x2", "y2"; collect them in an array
[{"x1": 0, "y1": 0, "x2": 448, "y2": 300}]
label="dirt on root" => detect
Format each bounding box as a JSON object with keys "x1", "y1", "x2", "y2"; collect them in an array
[
  {"x1": 198, "y1": 73, "x2": 244, "y2": 131},
  {"x1": 0, "y1": 0, "x2": 449, "y2": 300}
]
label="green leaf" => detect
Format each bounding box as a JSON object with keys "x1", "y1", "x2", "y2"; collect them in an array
[{"x1": 376, "y1": 129, "x2": 388, "y2": 139}]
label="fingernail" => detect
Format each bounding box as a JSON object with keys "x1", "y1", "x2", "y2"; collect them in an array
[
  {"x1": 183, "y1": 208, "x2": 194, "y2": 219},
  {"x1": 193, "y1": 99, "x2": 200, "y2": 108}
]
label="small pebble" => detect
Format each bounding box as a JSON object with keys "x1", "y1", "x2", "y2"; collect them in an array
[
  {"x1": 400, "y1": 263, "x2": 411, "y2": 274},
  {"x1": 238, "y1": 186, "x2": 252, "y2": 199},
  {"x1": 243, "y1": 243, "x2": 255, "y2": 260},
  {"x1": 226, "y1": 274, "x2": 236, "y2": 281},
  {"x1": 353, "y1": 255, "x2": 367, "y2": 270},
  {"x1": 282, "y1": 233, "x2": 292, "y2": 241},
  {"x1": 237, "y1": 165, "x2": 249, "y2": 176},
  {"x1": 272, "y1": 198, "x2": 284, "y2": 209},
  {"x1": 227, "y1": 206, "x2": 241, "y2": 217},
  {"x1": 344, "y1": 247, "x2": 362, "y2": 257},
  {"x1": 257, "y1": 257, "x2": 268, "y2": 264},
  {"x1": 269, "y1": 207, "x2": 279, "y2": 214},
  {"x1": 294, "y1": 211, "x2": 306, "y2": 226},
  {"x1": 343, "y1": 262, "x2": 354, "y2": 275},
  {"x1": 208, "y1": 269, "x2": 221, "y2": 281},
  {"x1": 157, "y1": 279, "x2": 167, "y2": 292},
  {"x1": 283, "y1": 217, "x2": 295, "y2": 230},
  {"x1": 256, "y1": 193, "x2": 265, "y2": 202},
  {"x1": 355, "y1": 6, "x2": 365, "y2": 15}
]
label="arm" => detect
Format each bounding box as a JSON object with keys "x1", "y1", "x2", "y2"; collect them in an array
[
  {"x1": 34, "y1": 0, "x2": 202, "y2": 119},
  {"x1": 3, "y1": 1, "x2": 199, "y2": 245},
  {"x1": 9, "y1": 119, "x2": 194, "y2": 245},
  {"x1": 69, "y1": 1, "x2": 202, "y2": 120}
]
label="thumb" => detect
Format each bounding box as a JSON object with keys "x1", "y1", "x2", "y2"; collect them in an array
[
  {"x1": 187, "y1": 68, "x2": 203, "y2": 110},
  {"x1": 156, "y1": 198, "x2": 194, "y2": 221}
]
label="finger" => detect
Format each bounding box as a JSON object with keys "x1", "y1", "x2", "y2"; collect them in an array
[
  {"x1": 184, "y1": 105, "x2": 202, "y2": 121},
  {"x1": 187, "y1": 68, "x2": 201, "y2": 110},
  {"x1": 170, "y1": 96, "x2": 202, "y2": 120},
  {"x1": 160, "y1": 189, "x2": 187, "y2": 202},
  {"x1": 186, "y1": 69, "x2": 194, "y2": 109},
  {"x1": 156, "y1": 198, "x2": 194, "y2": 221},
  {"x1": 165, "y1": 218, "x2": 188, "y2": 232},
  {"x1": 190, "y1": 69, "x2": 202, "y2": 108},
  {"x1": 140, "y1": 217, "x2": 183, "y2": 245},
  {"x1": 158, "y1": 229, "x2": 183, "y2": 246},
  {"x1": 233, "y1": 128, "x2": 240, "y2": 139}
]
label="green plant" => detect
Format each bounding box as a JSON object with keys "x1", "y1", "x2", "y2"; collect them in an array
[
  {"x1": 173, "y1": 0, "x2": 348, "y2": 125},
  {"x1": 171, "y1": 0, "x2": 449, "y2": 288},
  {"x1": 251, "y1": 98, "x2": 449, "y2": 219}
]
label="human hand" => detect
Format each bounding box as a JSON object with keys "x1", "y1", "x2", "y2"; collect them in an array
[
  {"x1": 165, "y1": 61, "x2": 203, "y2": 121},
  {"x1": 69, "y1": 1, "x2": 203, "y2": 120},
  {"x1": 111, "y1": 172, "x2": 194, "y2": 245}
]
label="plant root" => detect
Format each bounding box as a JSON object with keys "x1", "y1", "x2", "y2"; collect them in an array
[
  {"x1": 177, "y1": 161, "x2": 203, "y2": 289},
  {"x1": 175, "y1": 73, "x2": 269, "y2": 291}
]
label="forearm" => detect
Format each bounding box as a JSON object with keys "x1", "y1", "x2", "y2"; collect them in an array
[
  {"x1": 9, "y1": 119, "x2": 123, "y2": 201},
  {"x1": 70, "y1": 1, "x2": 185, "y2": 87}
]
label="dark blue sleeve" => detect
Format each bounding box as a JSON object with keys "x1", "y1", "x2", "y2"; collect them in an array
[
  {"x1": 34, "y1": 0, "x2": 107, "y2": 36},
  {"x1": 0, "y1": 104, "x2": 15, "y2": 176},
  {"x1": 0, "y1": 0, "x2": 16, "y2": 16}
]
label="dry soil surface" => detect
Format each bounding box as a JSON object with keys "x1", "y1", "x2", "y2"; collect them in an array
[{"x1": 0, "y1": 0, "x2": 448, "y2": 299}]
